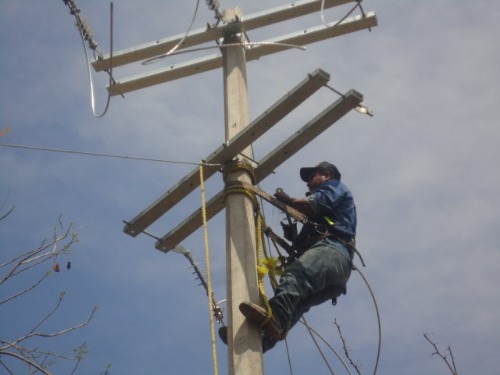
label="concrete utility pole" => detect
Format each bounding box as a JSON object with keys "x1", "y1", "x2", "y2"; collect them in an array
[
  {"x1": 222, "y1": 28, "x2": 264, "y2": 373},
  {"x1": 102, "y1": 2, "x2": 377, "y2": 374}
]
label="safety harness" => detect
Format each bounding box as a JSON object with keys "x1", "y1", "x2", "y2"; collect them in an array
[{"x1": 225, "y1": 180, "x2": 364, "y2": 267}]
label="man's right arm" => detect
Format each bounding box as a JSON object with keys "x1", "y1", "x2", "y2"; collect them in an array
[{"x1": 274, "y1": 190, "x2": 313, "y2": 217}]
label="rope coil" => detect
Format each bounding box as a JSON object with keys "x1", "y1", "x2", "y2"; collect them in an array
[{"x1": 222, "y1": 160, "x2": 256, "y2": 185}]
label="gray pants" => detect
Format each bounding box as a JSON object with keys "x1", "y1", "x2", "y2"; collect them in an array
[{"x1": 263, "y1": 238, "x2": 352, "y2": 352}]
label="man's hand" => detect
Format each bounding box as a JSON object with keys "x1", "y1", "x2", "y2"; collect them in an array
[
  {"x1": 275, "y1": 188, "x2": 314, "y2": 217},
  {"x1": 274, "y1": 189, "x2": 293, "y2": 205}
]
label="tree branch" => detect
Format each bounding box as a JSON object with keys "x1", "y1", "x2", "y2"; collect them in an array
[
  {"x1": 1, "y1": 214, "x2": 99, "y2": 373},
  {"x1": 334, "y1": 319, "x2": 362, "y2": 375},
  {"x1": 0, "y1": 350, "x2": 53, "y2": 375},
  {"x1": 0, "y1": 223, "x2": 77, "y2": 285},
  {"x1": 424, "y1": 333, "x2": 459, "y2": 375},
  {"x1": 0, "y1": 271, "x2": 50, "y2": 305}
]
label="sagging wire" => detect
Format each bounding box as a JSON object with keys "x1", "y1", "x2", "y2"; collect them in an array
[
  {"x1": 142, "y1": 0, "x2": 232, "y2": 65},
  {"x1": 302, "y1": 317, "x2": 336, "y2": 375},
  {"x1": 142, "y1": 0, "x2": 201, "y2": 65},
  {"x1": 0, "y1": 143, "x2": 222, "y2": 167},
  {"x1": 353, "y1": 264, "x2": 381, "y2": 375},
  {"x1": 144, "y1": 40, "x2": 306, "y2": 65},
  {"x1": 62, "y1": 0, "x2": 117, "y2": 118},
  {"x1": 301, "y1": 317, "x2": 351, "y2": 375},
  {"x1": 320, "y1": 0, "x2": 372, "y2": 31},
  {"x1": 296, "y1": 265, "x2": 381, "y2": 375}
]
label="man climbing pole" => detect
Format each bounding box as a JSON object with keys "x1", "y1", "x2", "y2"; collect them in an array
[{"x1": 220, "y1": 161, "x2": 357, "y2": 352}]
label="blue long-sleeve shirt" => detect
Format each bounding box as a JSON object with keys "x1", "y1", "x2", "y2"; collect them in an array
[{"x1": 303, "y1": 179, "x2": 357, "y2": 240}]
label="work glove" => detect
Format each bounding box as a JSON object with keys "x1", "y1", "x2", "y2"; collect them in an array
[{"x1": 274, "y1": 188, "x2": 293, "y2": 205}]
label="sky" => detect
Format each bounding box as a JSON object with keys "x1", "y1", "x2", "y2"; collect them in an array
[{"x1": 1, "y1": 0, "x2": 499, "y2": 374}]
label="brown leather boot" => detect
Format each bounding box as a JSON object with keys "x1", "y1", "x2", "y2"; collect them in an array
[{"x1": 239, "y1": 301, "x2": 284, "y2": 340}]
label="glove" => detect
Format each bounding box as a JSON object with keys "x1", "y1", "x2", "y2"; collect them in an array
[{"x1": 274, "y1": 188, "x2": 293, "y2": 205}]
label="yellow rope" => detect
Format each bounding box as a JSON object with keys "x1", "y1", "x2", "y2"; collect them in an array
[
  {"x1": 257, "y1": 211, "x2": 283, "y2": 290},
  {"x1": 224, "y1": 183, "x2": 277, "y2": 326},
  {"x1": 223, "y1": 179, "x2": 288, "y2": 330},
  {"x1": 199, "y1": 163, "x2": 218, "y2": 375},
  {"x1": 255, "y1": 211, "x2": 274, "y2": 326}
]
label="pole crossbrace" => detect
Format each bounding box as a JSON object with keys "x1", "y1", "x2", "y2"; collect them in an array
[
  {"x1": 106, "y1": 12, "x2": 377, "y2": 96},
  {"x1": 155, "y1": 88, "x2": 363, "y2": 252},
  {"x1": 92, "y1": 0, "x2": 361, "y2": 72},
  {"x1": 123, "y1": 69, "x2": 330, "y2": 237}
]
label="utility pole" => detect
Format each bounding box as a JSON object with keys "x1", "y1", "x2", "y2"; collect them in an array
[
  {"x1": 93, "y1": 2, "x2": 378, "y2": 374},
  {"x1": 221, "y1": 23, "x2": 264, "y2": 373}
]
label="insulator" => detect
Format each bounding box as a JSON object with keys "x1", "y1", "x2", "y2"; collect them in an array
[
  {"x1": 79, "y1": 18, "x2": 93, "y2": 41},
  {"x1": 205, "y1": 0, "x2": 219, "y2": 11},
  {"x1": 88, "y1": 39, "x2": 98, "y2": 50}
]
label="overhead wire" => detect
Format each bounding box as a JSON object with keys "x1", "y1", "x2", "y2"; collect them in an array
[
  {"x1": 143, "y1": 41, "x2": 306, "y2": 65},
  {"x1": 63, "y1": 0, "x2": 117, "y2": 117},
  {"x1": 353, "y1": 264, "x2": 382, "y2": 375},
  {"x1": 0, "y1": 143, "x2": 222, "y2": 167},
  {"x1": 301, "y1": 319, "x2": 354, "y2": 375},
  {"x1": 302, "y1": 316, "x2": 336, "y2": 375},
  {"x1": 320, "y1": 0, "x2": 370, "y2": 31},
  {"x1": 142, "y1": 0, "x2": 201, "y2": 65}
]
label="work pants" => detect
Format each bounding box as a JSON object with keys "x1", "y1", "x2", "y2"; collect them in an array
[{"x1": 263, "y1": 238, "x2": 352, "y2": 352}]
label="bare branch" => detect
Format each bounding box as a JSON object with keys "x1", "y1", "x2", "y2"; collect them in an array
[
  {"x1": 0, "y1": 222, "x2": 77, "y2": 284},
  {"x1": 0, "y1": 350, "x2": 53, "y2": 375},
  {"x1": 300, "y1": 319, "x2": 353, "y2": 375},
  {"x1": 29, "y1": 306, "x2": 98, "y2": 340},
  {"x1": 0, "y1": 358, "x2": 16, "y2": 375},
  {"x1": 424, "y1": 333, "x2": 459, "y2": 375},
  {"x1": 4, "y1": 295, "x2": 97, "y2": 349},
  {"x1": 0, "y1": 271, "x2": 51, "y2": 305},
  {"x1": 334, "y1": 319, "x2": 362, "y2": 375},
  {"x1": 1, "y1": 214, "x2": 101, "y2": 373}
]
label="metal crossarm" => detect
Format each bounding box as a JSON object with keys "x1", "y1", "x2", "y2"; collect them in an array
[
  {"x1": 255, "y1": 89, "x2": 363, "y2": 180},
  {"x1": 155, "y1": 89, "x2": 363, "y2": 252},
  {"x1": 124, "y1": 69, "x2": 330, "y2": 237},
  {"x1": 92, "y1": 0, "x2": 356, "y2": 72},
  {"x1": 106, "y1": 12, "x2": 376, "y2": 96}
]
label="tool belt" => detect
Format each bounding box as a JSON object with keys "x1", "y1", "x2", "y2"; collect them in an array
[
  {"x1": 226, "y1": 180, "x2": 362, "y2": 265},
  {"x1": 283, "y1": 218, "x2": 352, "y2": 254}
]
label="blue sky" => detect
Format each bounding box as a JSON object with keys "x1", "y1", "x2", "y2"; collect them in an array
[{"x1": 1, "y1": 1, "x2": 499, "y2": 374}]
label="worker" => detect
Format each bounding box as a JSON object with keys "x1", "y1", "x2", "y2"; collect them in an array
[{"x1": 220, "y1": 161, "x2": 357, "y2": 352}]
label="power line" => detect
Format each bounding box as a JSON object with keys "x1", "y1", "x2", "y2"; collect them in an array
[{"x1": 0, "y1": 143, "x2": 221, "y2": 167}]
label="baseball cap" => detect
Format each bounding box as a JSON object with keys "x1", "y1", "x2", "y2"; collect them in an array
[{"x1": 299, "y1": 161, "x2": 341, "y2": 182}]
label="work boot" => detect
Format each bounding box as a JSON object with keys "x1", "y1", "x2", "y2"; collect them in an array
[
  {"x1": 218, "y1": 326, "x2": 228, "y2": 345},
  {"x1": 239, "y1": 301, "x2": 284, "y2": 340}
]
